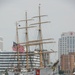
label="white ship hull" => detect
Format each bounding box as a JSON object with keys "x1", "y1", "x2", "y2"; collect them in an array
[{"x1": 7, "y1": 67, "x2": 53, "y2": 75}]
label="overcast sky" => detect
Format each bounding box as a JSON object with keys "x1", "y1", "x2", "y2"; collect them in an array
[{"x1": 0, "y1": 0, "x2": 75, "y2": 61}]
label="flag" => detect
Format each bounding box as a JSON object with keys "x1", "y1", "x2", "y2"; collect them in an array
[
  {"x1": 18, "y1": 44, "x2": 24, "y2": 53},
  {"x1": 36, "y1": 69, "x2": 40, "y2": 75},
  {"x1": 12, "y1": 42, "x2": 24, "y2": 53},
  {"x1": 12, "y1": 42, "x2": 18, "y2": 51}
]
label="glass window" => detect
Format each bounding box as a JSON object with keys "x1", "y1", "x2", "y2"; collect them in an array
[{"x1": 70, "y1": 38, "x2": 72, "y2": 44}]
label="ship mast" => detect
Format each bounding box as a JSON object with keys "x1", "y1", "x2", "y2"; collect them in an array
[
  {"x1": 25, "y1": 12, "x2": 29, "y2": 69},
  {"x1": 38, "y1": 4, "x2": 43, "y2": 68},
  {"x1": 16, "y1": 12, "x2": 35, "y2": 70},
  {"x1": 16, "y1": 4, "x2": 56, "y2": 69},
  {"x1": 16, "y1": 22, "x2": 21, "y2": 71},
  {"x1": 25, "y1": 12, "x2": 31, "y2": 70},
  {"x1": 30, "y1": 4, "x2": 50, "y2": 68}
]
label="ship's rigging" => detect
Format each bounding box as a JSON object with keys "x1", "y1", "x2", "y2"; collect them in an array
[{"x1": 14, "y1": 4, "x2": 57, "y2": 72}]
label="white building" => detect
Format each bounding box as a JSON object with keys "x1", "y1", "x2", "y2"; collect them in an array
[
  {"x1": 58, "y1": 31, "x2": 75, "y2": 65},
  {"x1": 33, "y1": 49, "x2": 50, "y2": 67}
]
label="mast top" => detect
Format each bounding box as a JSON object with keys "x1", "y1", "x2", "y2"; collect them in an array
[{"x1": 39, "y1": 4, "x2": 41, "y2": 6}]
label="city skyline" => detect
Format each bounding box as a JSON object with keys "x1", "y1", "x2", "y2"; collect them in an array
[{"x1": 0, "y1": 0, "x2": 75, "y2": 61}]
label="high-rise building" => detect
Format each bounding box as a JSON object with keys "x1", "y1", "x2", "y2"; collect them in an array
[
  {"x1": 0, "y1": 37, "x2": 3, "y2": 51},
  {"x1": 58, "y1": 32, "x2": 75, "y2": 60},
  {"x1": 58, "y1": 32, "x2": 75, "y2": 75}
]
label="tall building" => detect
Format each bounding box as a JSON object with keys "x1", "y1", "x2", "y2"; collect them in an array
[
  {"x1": 58, "y1": 32, "x2": 75, "y2": 75},
  {"x1": 58, "y1": 32, "x2": 75, "y2": 60},
  {"x1": 0, "y1": 37, "x2": 3, "y2": 51},
  {"x1": 61, "y1": 52, "x2": 75, "y2": 75}
]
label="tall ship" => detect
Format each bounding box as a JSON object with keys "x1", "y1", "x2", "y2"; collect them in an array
[{"x1": 3, "y1": 4, "x2": 58, "y2": 75}]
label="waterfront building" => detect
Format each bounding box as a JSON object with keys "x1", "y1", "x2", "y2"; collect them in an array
[
  {"x1": 34, "y1": 49, "x2": 50, "y2": 67},
  {"x1": 61, "y1": 52, "x2": 75, "y2": 75},
  {"x1": 0, "y1": 49, "x2": 50, "y2": 72},
  {"x1": 58, "y1": 32, "x2": 75, "y2": 56},
  {"x1": 58, "y1": 32, "x2": 75, "y2": 75},
  {"x1": 58, "y1": 32, "x2": 75, "y2": 62}
]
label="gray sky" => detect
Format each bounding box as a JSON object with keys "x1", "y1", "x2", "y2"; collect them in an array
[{"x1": 0, "y1": 0, "x2": 75, "y2": 61}]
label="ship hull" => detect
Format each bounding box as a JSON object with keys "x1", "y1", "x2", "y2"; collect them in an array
[{"x1": 7, "y1": 67, "x2": 53, "y2": 75}]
